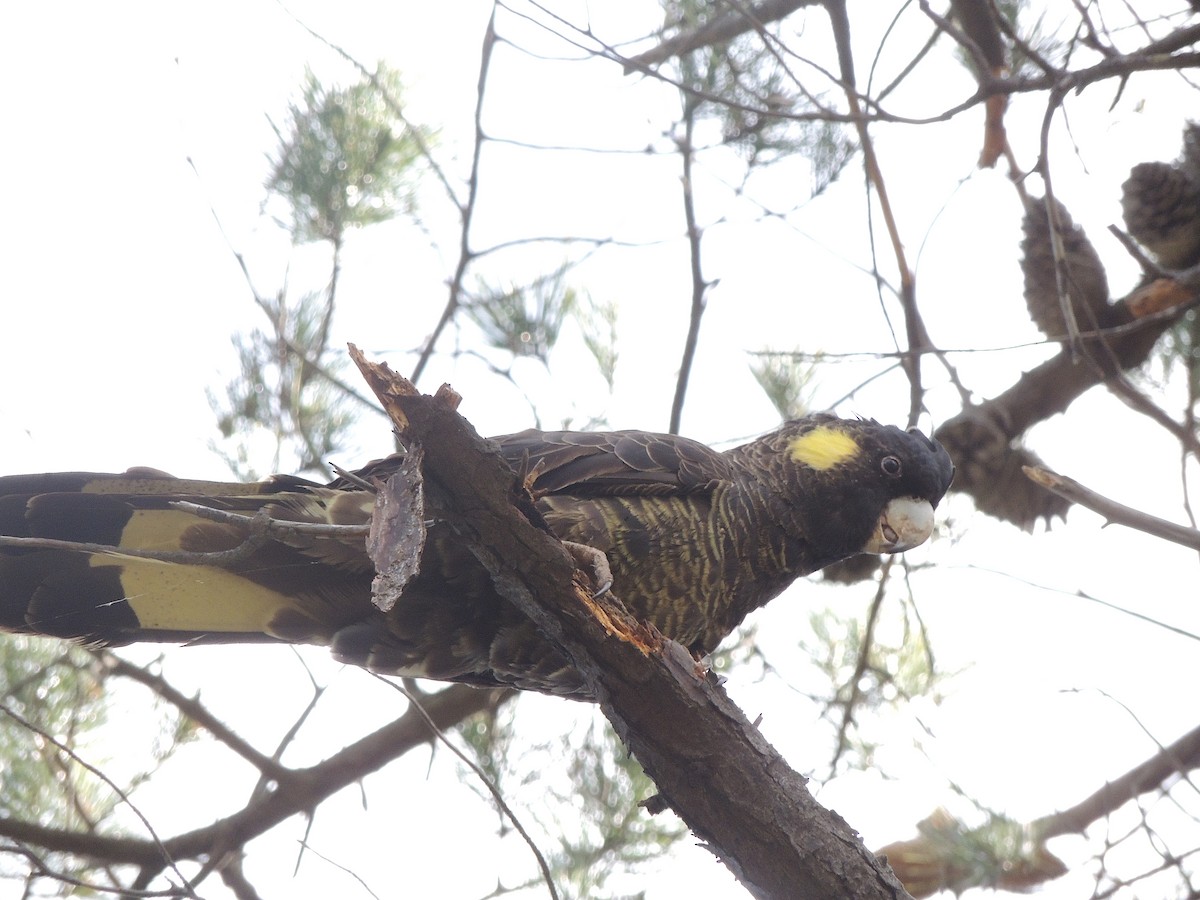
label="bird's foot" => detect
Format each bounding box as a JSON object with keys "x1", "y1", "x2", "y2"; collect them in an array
[{"x1": 561, "y1": 540, "x2": 613, "y2": 598}]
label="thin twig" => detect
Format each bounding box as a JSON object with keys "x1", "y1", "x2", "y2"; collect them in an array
[
  {"x1": 374, "y1": 676, "x2": 560, "y2": 900},
  {"x1": 1024, "y1": 465, "x2": 1200, "y2": 551},
  {"x1": 329, "y1": 462, "x2": 378, "y2": 492},
  {"x1": 169, "y1": 501, "x2": 371, "y2": 538},
  {"x1": 1104, "y1": 375, "x2": 1200, "y2": 460},
  {"x1": 411, "y1": 6, "x2": 498, "y2": 385},
  {"x1": 668, "y1": 100, "x2": 709, "y2": 435},
  {"x1": 0, "y1": 701, "x2": 197, "y2": 897},
  {"x1": 0, "y1": 841, "x2": 188, "y2": 898},
  {"x1": 0, "y1": 530, "x2": 270, "y2": 567},
  {"x1": 294, "y1": 841, "x2": 382, "y2": 900},
  {"x1": 277, "y1": 1, "x2": 461, "y2": 209},
  {"x1": 0, "y1": 683, "x2": 505, "y2": 875},
  {"x1": 1034, "y1": 707, "x2": 1200, "y2": 840},
  {"x1": 623, "y1": 0, "x2": 813, "y2": 73},
  {"x1": 98, "y1": 653, "x2": 290, "y2": 782},
  {"x1": 0, "y1": 504, "x2": 368, "y2": 565},
  {"x1": 829, "y1": 556, "x2": 893, "y2": 774},
  {"x1": 826, "y1": 0, "x2": 933, "y2": 427},
  {"x1": 182, "y1": 155, "x2": 385, "y2": 421}
]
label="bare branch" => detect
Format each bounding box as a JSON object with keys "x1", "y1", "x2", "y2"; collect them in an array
[
  {"x1": 0, "y1": 684, "x2": 506, "y2": 872},
  {"x1": 98, "y1": 653, "x2": 290, "y2": 782},
  {"x1": 0, "y1": 700, "x2": 196, "y2": 895},
  {"x1": 624, "y1": 0, "x2": 818, "y2": 74},
  {"x1": 1024, "y1": 465, "x2": 1200, "y2": 550},
  {"x1": 378, "y1": 678, "x2": 559, "y2": 900},
  {"x1": 1036, "y1": 721, "x2": 1200, "y2": 840},
  {"x1": 668, "y1": 104, "x2": 711, "y2": 435}
]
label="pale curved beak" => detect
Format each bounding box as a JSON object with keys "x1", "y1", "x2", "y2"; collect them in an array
[{"x1": 861, "y1": 497, "x2": 935, "y2": 554}]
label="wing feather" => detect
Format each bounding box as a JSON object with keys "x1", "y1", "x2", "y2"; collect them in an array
[{"x1": 490, "y1": 429, "x2": 732, "y2": 496}]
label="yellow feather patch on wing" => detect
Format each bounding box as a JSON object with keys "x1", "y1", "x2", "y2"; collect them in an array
[
  {"x1": 787, "y1": 426, "x2": 861, "y2": 470},
  {"x1": 90, "y1": 509, "x2": 307, "y2": 635},
  {"x1": 120, "y1": 509, "x2": 238, "y2": 552},
  {"x1": 94, "y1": 558, "x2": 301, "y2": 634}
]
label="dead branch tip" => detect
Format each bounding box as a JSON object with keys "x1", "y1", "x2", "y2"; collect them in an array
[
  {"x1": 1022, "y1": 465, "x2": 1057, "y2": 489},
  {"x1": 433, "y1": 383, "x2": 463, "y2": 410},
  {"x1": 347, "y1": 343, "x2": 421, "y2": 431}
]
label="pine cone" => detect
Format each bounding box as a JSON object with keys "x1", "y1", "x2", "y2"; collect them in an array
[
  {"x1": 1020, "y1": 196, "x2": 1110, "y2": 340},
  {"x1": 935, "y1": 414, "x2": 1069, "y2": 530},
  {"x1": 1121, "y1": 161, "x2": 1200, "y2": 269}
]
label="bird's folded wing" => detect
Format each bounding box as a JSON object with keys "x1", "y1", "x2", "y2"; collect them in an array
[{"x1": 491, "y1": 429, "x2": 732, "y2": 495}]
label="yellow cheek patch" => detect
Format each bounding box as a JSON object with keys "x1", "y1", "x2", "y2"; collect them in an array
[{"x1": 787, "y1": 426, "x2": 861, "y2": 470}]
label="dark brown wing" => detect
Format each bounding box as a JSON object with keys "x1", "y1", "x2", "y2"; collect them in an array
[
  {"x1": 312, "y1": 429, "x2": 743, "y2": 694},
  {"x1": 333, "y1": 429, "x2": 735, "y2": 497},
  {"x1": 489, "y1": 429, "x2": 734, "y2": 496}
]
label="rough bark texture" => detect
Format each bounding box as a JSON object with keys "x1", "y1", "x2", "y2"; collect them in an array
[{"x1": 350, "y1": 345, "x2": 913, "y2": 900}]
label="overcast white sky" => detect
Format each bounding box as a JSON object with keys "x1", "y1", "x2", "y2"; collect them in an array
[{"x1": 2, "y1": 2, "x2": 1199, "y2": 898}]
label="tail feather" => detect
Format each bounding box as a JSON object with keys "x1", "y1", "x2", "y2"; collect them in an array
[
  {"x1": 0, "y1": 469, "x2": 583, "y2": 693},
  {"x1": 0, "y1": 471, "x2": 373, "y2": 646}
]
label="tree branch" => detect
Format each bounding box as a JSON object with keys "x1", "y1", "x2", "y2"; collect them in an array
[
  {"x1": 0, "y1": 683, "x2": 505, "y2": 877},
  {"x1": 1035, "y1": 721, "x2": 1200, "y2": 840},
  {"x1": 668, "y1": 101, "x2": 709, "y2": 435},
  {"x1": 935, "y1": 280, "x2": 1197, "y2": 527},
  {"x1": 349, "y1": 344, "x2": 915, "y2": 900},
  {"x1": 98, "y1": 653, "x2": 291, "y2": 782},
  {"x1": 1024, "y1": 465, "x2": 1200, "y2": 551},
  {"x1": 623, "y1": 0, "x2": 818, "y2": 75}
]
